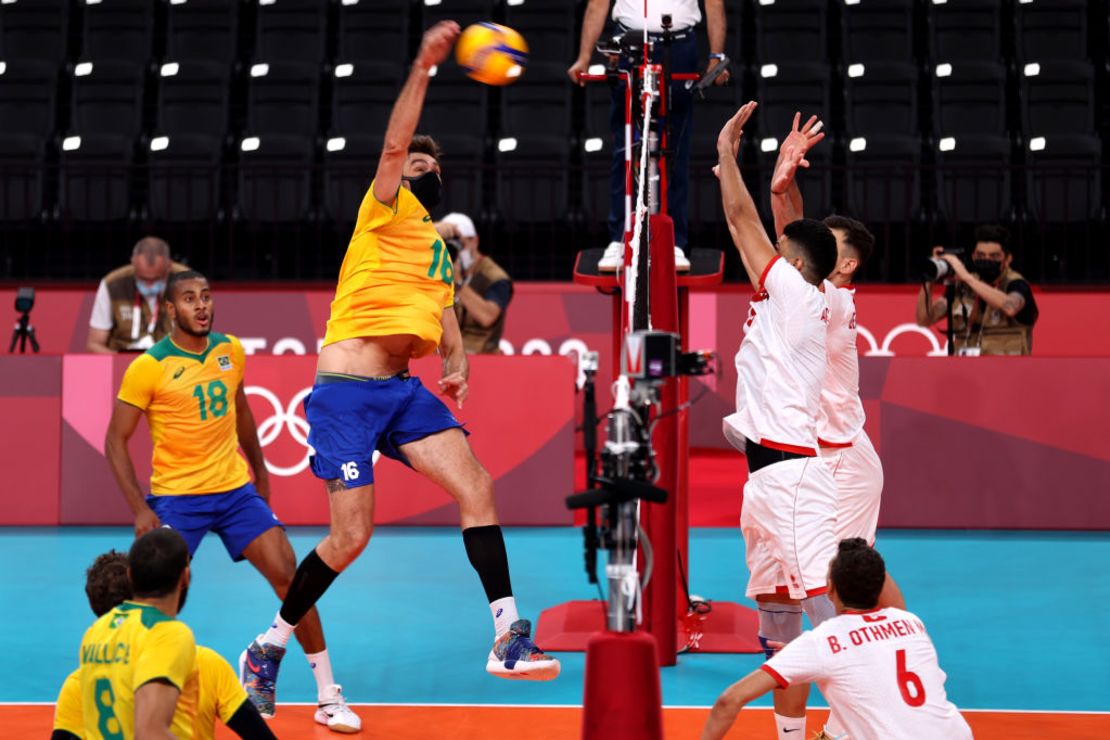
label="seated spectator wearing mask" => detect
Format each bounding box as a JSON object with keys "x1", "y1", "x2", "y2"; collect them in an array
[
  {"x1": 915, "y1": 225, "x2": 1039, "y2": 356},
  {"x1": 435, "y1": 213, "x2": 514, "y2": 354},
  {"x1": 86, "y1": 237, "x2": 189, "y2": 353}
]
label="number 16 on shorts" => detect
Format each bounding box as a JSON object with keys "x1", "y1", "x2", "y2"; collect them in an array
[{"x1": 340, "y1": 461, "x2": 360, "y2": 482}]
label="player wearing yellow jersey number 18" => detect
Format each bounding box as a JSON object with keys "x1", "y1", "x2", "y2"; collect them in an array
[
  {"x1": 239, "y1": 20, "x2": 560, "y2": 718},
  {"x1": 103, "y1": 270, "x2": 360, "y2": 732}
]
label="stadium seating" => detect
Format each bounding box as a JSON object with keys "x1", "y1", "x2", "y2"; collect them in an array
[
  {"x1": 840, "y1": 0, "x2": 916, "y2": 64},
  {"x1": 422, "y1": 62, "x2": 488, "y2": 139},
  {"x1": 156, "y1": 61, "x2": 231, "y2": 140},
  {"x1": 321, "y1": 133, "x2": 375, "y2": 226},
  {"x1": 422, "y1": 0, "x2": 499, "y2": 33},
  {"x1": 58, "y1": 134, "x2": 133, "y2": 222},
  {"x1": 935, "y1": 134, "x2": 1012, "y2": 224},
  {"x1": 844, "y1": 135, "x2": 922, "y2": 225},
  {"x1": 80, "y1": 0, "x2": 153, "y2": 66},
  {"x1": 0, "y1": 135, "x2": 46, "y2": 221},
  {"x1": 337, "y1": 0, "x2": 412, "y2": 63},
  {"x1": 147, "y1": 134, "x2": 223, "y2": 223},
  {"x1": 753, "y1": 0, "x2": 828, "y2": 64},
  {"x1": 329, "y1": 61, "x2": 404, "y2": 139},
  {"x1": 755, "y1": 63, "x2": 830, "y2": 141},
  {"x1": 928, "y1": 0, "x2": 1004, "y2": 63},
  {"x1": 1025, "y1": 134, "x2": 1102, "y2": 223},
  {"x1": 933, "y1": 61, "x2": 1008, "y2": 137},
  {"x1": 254, "y1": 0, "x2": 327, "y2": 65},
  {"x1": 1021, "y1": 60, "x2": 1096, "y2": 136},
  {"x1": 69, "y1": 61, "x2": 145, "y2": 139},
  {"x1": 236, "y1": 134, "x2": 314, "y2": 223},
  {"x1": 844, "y1": 61, "x2": 919, "y2": 137},
  {"x1": 504, "y1": 0, "x2": 577, "y2": 66},
  {"x1": 245, "y1": 61, "x2": 321, "y2": 138},
  {"x1": 0, "y1": 60, "x2": 58, "y2": 140},
  {"x1": 165, "y1": 0, "x2": 240, "y2": 65},
  {"x1": 0, "y1": 0, "x2": 69, "y2": 66},
  {"x1": 1015, "y1": 0, "x2": 1089, "y2": 61}
]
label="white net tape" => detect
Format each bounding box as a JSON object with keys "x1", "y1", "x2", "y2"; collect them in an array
[{"x1": 624, "y1": 65, "x2": 656, "y2": 331}]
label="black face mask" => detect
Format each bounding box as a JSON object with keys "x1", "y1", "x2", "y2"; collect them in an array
[
  {"x1": 402, "y1": 171, "x2": 442, "y2": 212},
  {"x1": 973, "y1": 259, "x2": 1003, "y2": 283}
]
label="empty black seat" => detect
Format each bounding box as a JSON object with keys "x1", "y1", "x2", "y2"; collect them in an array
[
  {"x1": 496, "y1": 136, "x2": 568, "y2": 223},
  {"x1": 845, "y1": 61, "x2": 918, "y2": 137},
  {"x1": 0, "y1": 134, "x2": 46, "y2": 221},
  {"x1": 929, "y1": 0, "x2": 1002, "y2": 62},
  {"x1": 81, "y1": 0, "x2": 153, "y2": 65},
  {"x1": 156, "y1": 61, "x2": 230, "y2": 139},
  {"x1": 337, "y1": 0, "x2": 411, "y2": 63},
  {"x1": 59, "y1": 134, "x2": 133, "y2": 221},
  {"x1": 254, "y1": 0, "x2": 326, "y2": 64},
  {"x1": 840, "y1": 0, "x2": 915, "y2": 63},
  {"x1": 501, "y1": 63, "x2": 572, "y2": 140},
  {"x1": 845, "y1": 135, "x2": 921, "y2": 224},
  {"x1": 423, "y1": 63, "x2": 487, "y2": 138},
  {"x1": 753, "y1": 0, "x2": 827, "y2": 64},
  {"x1": 0, "y1": 60, "x2": 58, "y2": 139},
  {"x1": 147, "y1": 134, "x2": 222, "y2": 222},
  {"x1": 436, "y1": 134, "x2": 485, "y2": 219},
  {"x1": 330, "y1": 62, "x2": 404, "y2": 139},
  {"x1": 505, "y1": 0, "x2": 577, "y2": 65},
  {"x1": 166, "y1": 0, "x2": 239, "y2": 64},
  {"x1": 1016, "y1": 0, "x2": 1088, "y2": 61},
  {"x1": 0, "y1": 0, "x2": 69, "y2": 65},
  {"x1": 933, "y1": 61, "x2": 1007, "y2": 136},
  {"x1": 754, "y1": 63, "x2": 830, "y2": 141},
  {"x1": 1026, "y1": 134, "x2": 1102, "y2": 223},
  {"x1": 70, "y1": 61, "x2": 145, "y2": 138},
  {"x1": 237, "y1": 134, "x2": 314, "y2": 223},
  {"x1": 245, "y1": 61, "x2": 320, "y2": 137},
  {"x1": 757, "y1": 140, "x2": 833, "y2": 224},
  {"x1": 1021, "y1": 60, "x2": 1095, "y2": 137},
  {"x1": 935, "y1": 134, "x2": 1012, "y2": 224},
  {"x1": 322, "y1": 133, "x2": 376, "y2": 226}
]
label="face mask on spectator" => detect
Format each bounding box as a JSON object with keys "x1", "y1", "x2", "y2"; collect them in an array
[
  {"x1": 973, "y1": 259, "x2": 1003, "y2": 283},
  {"x1": 137, "y1": 280, "x2": 165, "y2": 298},
  {"x1": 459, "y1": 248, "x2": 476, "y2": 272}
]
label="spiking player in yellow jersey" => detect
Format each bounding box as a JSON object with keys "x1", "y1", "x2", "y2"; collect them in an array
[
  {"x1": 53, "y1": 549, "x2": 275, "y2": 740},
  {"x1": 76, "y1": 529, "x2": 197, "y2": 739},
  {"x1": 104, "y1": 271, "x2": 360, "y2": 732},
  {"x1": 240, "y1": 20, "x2": 560, "y2": 716}
]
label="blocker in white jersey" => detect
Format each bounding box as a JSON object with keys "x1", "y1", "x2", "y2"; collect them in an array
[
  {"x1": 763, "y1": 607, "x2": 972, "y2": 740},
  {"x1": 819, "y1": 282, "x2": 884, "y2": 544}
]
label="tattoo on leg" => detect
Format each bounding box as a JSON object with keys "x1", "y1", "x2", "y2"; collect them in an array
[{"x1": 325, "y1": 478, "x2": 348, "y2": 494}]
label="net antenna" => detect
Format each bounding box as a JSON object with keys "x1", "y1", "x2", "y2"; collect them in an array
[{"x1": 625, "y1": 56, "x2": 656, "y2": 334}]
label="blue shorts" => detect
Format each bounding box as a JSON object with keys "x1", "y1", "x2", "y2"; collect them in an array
[
  {"x1": 305, "y1": 371, "x2": 464, "y2": 486},
  {"x1": 147, "y1": 481, "x2": 282, "y2": 562}
]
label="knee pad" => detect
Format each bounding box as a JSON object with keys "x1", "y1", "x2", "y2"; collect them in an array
[
  {"x1": 803, "y1": 594, "x2": 836, "y2": 626},
  {"x1": 757, "y1": 602, "x2": 803, "y2": 659}
]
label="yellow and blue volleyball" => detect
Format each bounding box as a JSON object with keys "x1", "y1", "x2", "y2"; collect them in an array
[{"x1": 455, "y1": 22, "x2": 529, "y2": 86}]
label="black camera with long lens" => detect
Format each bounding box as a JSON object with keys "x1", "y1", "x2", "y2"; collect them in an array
[{"x1": 920, "y1": 248, "x2": 965, "y2": 282}]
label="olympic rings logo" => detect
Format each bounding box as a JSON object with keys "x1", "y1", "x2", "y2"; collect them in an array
[{"x1": 245, "y1": 385, "x2": 313, "y2": 477}]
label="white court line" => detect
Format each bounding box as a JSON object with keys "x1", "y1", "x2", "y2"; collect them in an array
[{"x1": 4, "y1": 702, "x2": 1109, "y2": 714}]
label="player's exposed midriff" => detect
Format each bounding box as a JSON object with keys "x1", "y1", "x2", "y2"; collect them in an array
[{"x1": 317, "y1": 334, "x2": 422, "y2": 378}]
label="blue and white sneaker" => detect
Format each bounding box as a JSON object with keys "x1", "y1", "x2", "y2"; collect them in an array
[
  {"x1": 239, "y1": 636, "x2": 286, "y2": 718},
  {"x1": 486, "y1": 619, "x2": 560, "y2": 681}
]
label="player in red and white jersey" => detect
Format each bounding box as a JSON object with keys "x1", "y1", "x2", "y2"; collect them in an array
[
  {"x1": 703, "y1": 539, "x2": 972, "y2": 740},
  {"x1": 770, "y1": 115, "x2": 905, "y2": 612},
  {"x1": 716, "y1": 102, "x2": 842, "y2": 740}
]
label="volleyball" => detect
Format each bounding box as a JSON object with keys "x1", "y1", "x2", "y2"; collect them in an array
[{"x1": 455, "y1": 22, "x2": 529, "y2": 86}]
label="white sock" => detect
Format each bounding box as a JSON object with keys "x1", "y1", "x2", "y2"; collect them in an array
[
  {"x1": 306, "y1": 650, "x2": 335, "y2": 702},
  {"x1": 261, "y1": 613, "x2": 294, "y2": 648},
  {"x1": 775, "y1": 713, "x2": 805, "y2": 740},
  {"x1": 490, "y1": 596, "x2": 519, "y2": 638}
]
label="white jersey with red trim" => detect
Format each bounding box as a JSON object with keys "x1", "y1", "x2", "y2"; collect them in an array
[
  {"x1": 724, "y1": 257, "x2": 829, "y2": 454},
  {"x1": 763, "y1": 607, "x2": 972, "y2": 740},
  {"x1": 818, "y1": 282, "x2": 866, "y2": 446}
]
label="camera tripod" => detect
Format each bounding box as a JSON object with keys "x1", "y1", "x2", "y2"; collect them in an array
[{"x1": 9, "y1": 311, "x2": 39, "y2": 354}]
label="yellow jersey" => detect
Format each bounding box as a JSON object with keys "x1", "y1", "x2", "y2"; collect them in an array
[
  {"x1": 53, "y1": 669, "x2": 84, "y2": 736},
  {"x1": 54, "y1": 646, "x2": 246, "y2": 740},
  {"x1": 323, "y1": 180, "x2": 456, "y2": 357},
  {"x1": 117, "y1": 333, "x2": 251, "y2": 495},
  {"x1": 78, "y1": 601, "x2": 198, "y2": 740}
]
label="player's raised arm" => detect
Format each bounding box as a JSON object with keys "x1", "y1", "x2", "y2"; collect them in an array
[
  {"x1": 701, "y1": 668, "x2": 779, "y2": 740},
  {"x1": 105, "y1": 398, "x2": 161, "y2": 536},
  {"x1": 235, "y1": 384, "x2": 271, "y2": 503},
  {"x1": 717, "y1": 102, "x2": 776, "y2": 289},
  {"x1": 372, "y1": 21, "x2": 461, "y2": 205},
  {"x1": 771, "y1": 112, "x2": 825, "y2": 237}
]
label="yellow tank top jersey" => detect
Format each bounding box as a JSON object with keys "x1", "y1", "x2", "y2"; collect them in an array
[
  {"x1": 117, "y1": 333, "x2": 251, "y2": 495},
  {"x1": 323, "y1": 180, "x2": 456, "y2": 357},
  {"x1": 78, "y1": 602, "x2": 198, "y2": 740},
  {"x1": 55, "y1": 646, "x2": 246, "y2": 740},
  {"x1": 53, "y1": 669, "x2": 84, "y2": 736},
  {"x1": 192, "y1": 645, "x2": 249, "y2": 740}
]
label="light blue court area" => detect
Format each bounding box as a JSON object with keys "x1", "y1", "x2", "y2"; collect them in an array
[{"x1": 3, "y1": 527, "x2": 1108, "y2": 711}]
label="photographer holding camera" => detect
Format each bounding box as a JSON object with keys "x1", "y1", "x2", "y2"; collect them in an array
[
  {"x1": 915, "y1": 225, "x2": 1039, "y2": 356},
  {"x1": 435, "y1": 212, "x2": 513, "y2": 355}
]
